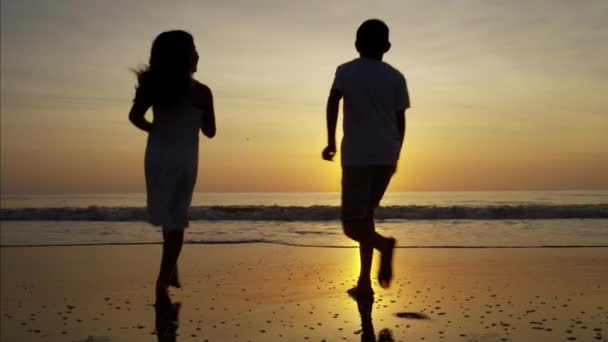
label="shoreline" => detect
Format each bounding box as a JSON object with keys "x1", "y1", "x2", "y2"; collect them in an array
[{"x1": 3, "y1": 219, "x2": 607, "y2": 249}]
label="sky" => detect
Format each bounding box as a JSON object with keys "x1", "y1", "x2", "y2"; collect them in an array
[{"x1": 1, "y1": 0, "x2": 607, "y2": 194}]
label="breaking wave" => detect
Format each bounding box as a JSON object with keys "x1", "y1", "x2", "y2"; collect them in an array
[{"x1": 1, "y1": 204, "x2": 607, "y2": 221}]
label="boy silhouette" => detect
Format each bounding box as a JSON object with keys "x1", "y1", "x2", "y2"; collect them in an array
[{"x1": 322, "y1": 19, "x2": 410, "y2": 298}]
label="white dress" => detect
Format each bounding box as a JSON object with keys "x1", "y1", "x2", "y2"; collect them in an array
[{"x1": 145, "y1": 89, "x2": 202, "y2": 231}]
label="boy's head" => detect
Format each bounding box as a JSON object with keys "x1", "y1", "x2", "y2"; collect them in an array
[{"x1": 355, "y1": 19, "x2": 391, "y2": 58}]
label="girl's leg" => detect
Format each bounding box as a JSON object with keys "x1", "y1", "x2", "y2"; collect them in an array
[
  {"x1": 156, "y1": 229, "x2": 185, "y2": 304},
  {"x1": 170, "y1": 265, "x2": 181, "y2": 288},
  {"x1": 165, "y1": 229, "x2": 182, "y2": 288}
]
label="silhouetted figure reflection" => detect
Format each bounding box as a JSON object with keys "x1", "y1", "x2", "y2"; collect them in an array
[
  {"x1": 352, "y1": 293, "x2": 395, "y2": 342},
  {"x1": 154, "y1": 302, "x2": 181, "y2": 342}
]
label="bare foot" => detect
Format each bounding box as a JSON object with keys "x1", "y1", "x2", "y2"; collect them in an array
[
  {"x1": 347, "y1": 284, "x2": 374, "y2": 301},
  {"x1": 378, "y1": 237, "x2": 396, "y2": 288},
  {"x1": 170, "y1": 267, "x2": 181, "y2": 289}
]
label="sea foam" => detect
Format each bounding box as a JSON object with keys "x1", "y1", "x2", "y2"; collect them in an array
[{"x1": 1, "y1": 204, "x2": 607, "y2": 221}]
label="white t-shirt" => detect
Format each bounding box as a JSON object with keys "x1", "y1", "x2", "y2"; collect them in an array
[{"x1": 332, "y1": 58, "x2": 410, "y2": 165}]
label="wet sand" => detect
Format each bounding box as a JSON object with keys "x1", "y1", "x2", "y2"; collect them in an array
[{"x1": 1, "y1": 244, "x2": 607, "y2": 341}]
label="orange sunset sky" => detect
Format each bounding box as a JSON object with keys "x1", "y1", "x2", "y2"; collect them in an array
[{"x1": 1, "y1": 1, "x2": 607, "y2": 194}]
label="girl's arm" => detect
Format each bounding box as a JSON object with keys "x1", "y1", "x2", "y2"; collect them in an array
[
  {"x1": 193, "y1": 82, "x2": 216, "y2": 138},
  {"x1": 128, "y1": 98, "x2": 153, "y2": 132}
]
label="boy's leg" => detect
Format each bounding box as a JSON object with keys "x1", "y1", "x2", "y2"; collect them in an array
[
  {"x1": 358, "y1": 218, "x2": 374, "y2": 289},
  {"x1": 342, "y1": 166, "x2": 378, "y2": 295},
  {"x1": 368, "y1": 165, "x2": 397, "y2": 288},
  {"x1": 341, "y1": 219, "x2": 373, "y2": 283},
  {"x1": 352, "y1": 216, "x2": 394, "y2": 287},
  {"x1": 358, "y1": 244, "x2": 373, "y2": 283},
  {"x1": 342, "y1": 165, "x2": 395, "y2": 249}
]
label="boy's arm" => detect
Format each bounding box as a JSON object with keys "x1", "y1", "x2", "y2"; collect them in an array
[
  {"x1": 395, "y1": 73, "x2": 410, "y2": 147},
  {"x1": 128, "y1": 97, "x2": 153, "y2": 132},
  {"x1": 193, "y1": 82, "x2": 216, "y2": 138},
  {"x1": 396, "y1": 109, "x2": 405, "y2": 146},
  {"x1": 322, "y1": 88, "x2": 342, "y2": 161}
]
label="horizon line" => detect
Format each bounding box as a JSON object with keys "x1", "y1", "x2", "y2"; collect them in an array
[{"x1": 2, "y1": 189, "x2": 608, "y2": 197}]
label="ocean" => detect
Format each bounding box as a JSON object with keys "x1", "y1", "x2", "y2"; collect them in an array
[{"x1": 1, "y1": 191, "x2": 607, "y2": 248}]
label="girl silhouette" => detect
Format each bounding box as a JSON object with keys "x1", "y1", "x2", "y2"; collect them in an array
[{"x1": 129, "y1": 30, "x2": 216, "y2": 306}]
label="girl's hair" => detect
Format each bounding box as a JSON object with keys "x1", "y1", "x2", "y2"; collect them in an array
[{"x1": 134, "y1": 30, "x2": 195, "y2": 108}]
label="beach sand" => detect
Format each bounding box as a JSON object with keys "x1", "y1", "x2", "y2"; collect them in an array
[{"x1": 1, "y1": 244, "x2": 607, "y2": 341}]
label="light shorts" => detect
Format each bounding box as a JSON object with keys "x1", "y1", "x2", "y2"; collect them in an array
[{"x1": 341, "y1": 164, "x2": 396, "y2": 221}]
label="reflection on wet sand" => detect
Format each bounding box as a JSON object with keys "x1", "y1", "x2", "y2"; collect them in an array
[
  {"x1": 353, "y1": 289, "x2": 431, "y2": 341},
  {"x1": 353, "y1": 294, "x2": 394, "y2": 342},
  {"x1": 154, "y1": 302, "x2": 181, "y2": 342}
]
